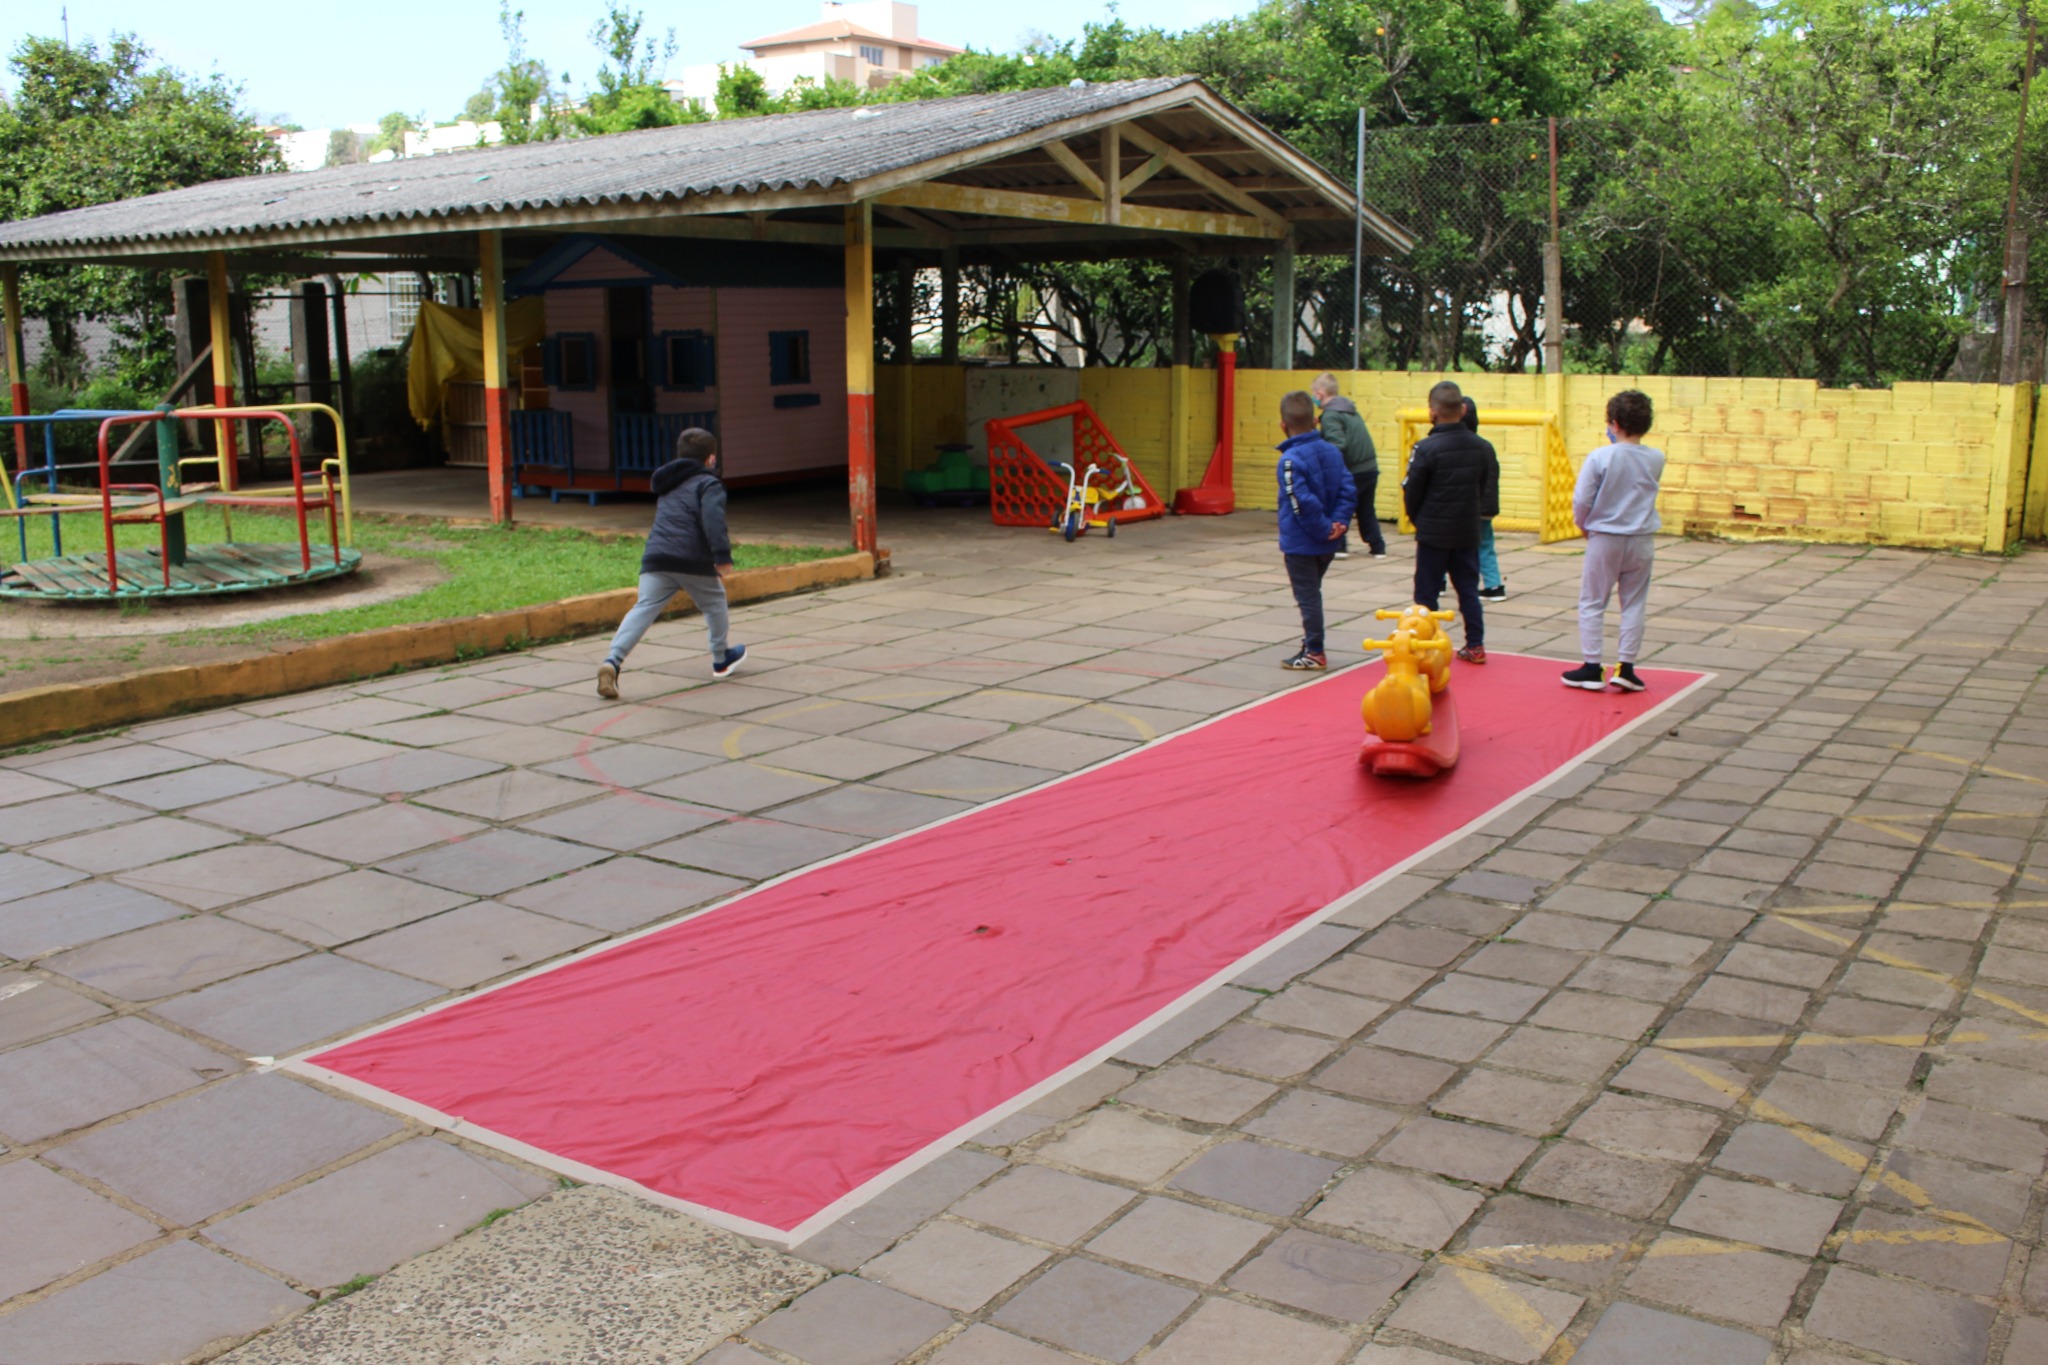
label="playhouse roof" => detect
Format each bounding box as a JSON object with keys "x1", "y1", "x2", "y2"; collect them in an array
[{"x1": 0, "y1": 78, "x2": 1410, "y2": 270}]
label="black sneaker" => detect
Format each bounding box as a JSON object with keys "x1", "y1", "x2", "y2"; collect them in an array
[
  {"x1": 1281, "y1": 650, "x2": 1328, "y2": 671},
  {"x1": 1610, "y1": 663, "x2": 1647, "y2": 693},
  {"x1": 712, "y1": 643, "x2": 748, "y2": 679},
  {"x1": 596, "y1": 660, "x2": 620, "y2": 699},
  {"x1": 1478, "y1": 583, "x2": 1507, "y2": 601},
  {"x1": 1561, "y1": 662, "x2": 1606, "y2": 691}
]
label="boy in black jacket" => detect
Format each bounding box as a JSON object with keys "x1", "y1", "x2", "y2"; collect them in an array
[
  {"x1": 597, "y1": 428, "x2": 745, "y2": 699},
  {"x1": 1403, "y1": 381, "x2": 1498, "y2": 663}
]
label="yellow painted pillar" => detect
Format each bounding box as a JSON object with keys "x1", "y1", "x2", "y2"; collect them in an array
[
  {"x1": 1168, "y1": 364, "x2": 1191, "y2": 497},
  {"x1": 206, "y1": 252, "x2": 239, "y2": 491},
  {"x1": 480, "y1": 230, "x2": 512, "y2": 526},
  {"x1": 2, "y1": 263, "x2": 27, "y2": 474},
  {"x1": 845, "y1": 202, "x2": 877, "y2": 554}
]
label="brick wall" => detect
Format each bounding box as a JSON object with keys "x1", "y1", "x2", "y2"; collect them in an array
[{"x1": 879, "y1": 366, "x2": 2042, "y2": 554}]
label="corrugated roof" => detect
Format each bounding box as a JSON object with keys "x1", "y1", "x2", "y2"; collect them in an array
[{"x1": 0, "y1": 79, "x2": 1198, "y2": 255}]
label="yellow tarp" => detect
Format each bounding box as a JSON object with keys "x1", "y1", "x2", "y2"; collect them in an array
[{"x1": 406, "y1": 298, "x2": 547, "y2": 429}]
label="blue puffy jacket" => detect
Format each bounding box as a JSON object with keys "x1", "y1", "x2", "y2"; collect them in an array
[{"x1": 1275, "y1": 431, "x2": 1357, "y2": 557}]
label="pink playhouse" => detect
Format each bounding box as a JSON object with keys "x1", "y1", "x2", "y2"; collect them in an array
[{"x1": 506, "y1": 234, "x2": 848, "y2": 500}]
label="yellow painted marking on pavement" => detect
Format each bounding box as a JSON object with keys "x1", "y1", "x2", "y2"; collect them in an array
[
  {"x1": 1894, "y1": 745, "x2": 2048, "y2": 789},
  {"x1": 1644, "y1": 1235, "x2": 1772, "y2": 1259},
  {"x1": 1770, "y1": 898, "x2": 2048, "y2": 918},
  {"x1": 1654, "y1": 1051, "x2": 1999, "y2": 1238},
  {"x1": 1844, "y1": 1224, "x2": 2009, "y2": 1247},
  {"x1": 1461, "y1": 1242, "x2": 1624, "y2": 1268},
  {"x1": 1774, "y1": 913, "x2": 2048, "y2": 1031},
  {"x1": 1450, "y1": 1267, "x2": 1558, "y2": 1350},
  {"x1": 1657, "y1": 1031, "x2": 1990, "y2": 1051},
  {"x1": 1848, "y1": 814, "x2": 2048, "y2": 889}
]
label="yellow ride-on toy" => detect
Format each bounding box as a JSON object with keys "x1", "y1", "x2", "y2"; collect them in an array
[{"x1": 1050, "y1": 452, "x2": 1142, "y2": 542}]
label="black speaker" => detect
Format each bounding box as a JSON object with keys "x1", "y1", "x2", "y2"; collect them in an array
[{"x1": 1188, "y1": 268, "x2": 1245, "y2": 336}]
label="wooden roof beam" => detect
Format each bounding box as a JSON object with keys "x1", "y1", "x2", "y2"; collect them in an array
[
  {"x1": 875, "y1": 180, "x2": 1285, "y2": 240},
  {"x1": 1120, "y1": 123, "x2": 1286, "y2": 232},
  {"x1": 1041, "y1": 140, "x2": 1106, "y2": 200}
]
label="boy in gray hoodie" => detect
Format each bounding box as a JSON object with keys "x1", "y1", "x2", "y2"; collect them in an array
[
  {"x1": 1311, "y1": 373, "x2": 1383, "y2": 558},
  {"x1": 1562, "y1": 390, "x2": 1664, "y2": 694},
  {"x1": 597, "y1": 427, "x2": 745, "y2": 699}
]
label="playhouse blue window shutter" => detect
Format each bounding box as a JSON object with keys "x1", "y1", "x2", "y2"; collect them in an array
[
  {"x1": 541, "y1": 337, "x2": 561, "y2": 386},
  {"x1": 769, "y1": 330, "x2": 811, "y2": 386}
]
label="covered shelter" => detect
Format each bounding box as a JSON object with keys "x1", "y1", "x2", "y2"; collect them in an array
[{"x1": 0, "y1": 77, "x2": 1412, "y2": 552}]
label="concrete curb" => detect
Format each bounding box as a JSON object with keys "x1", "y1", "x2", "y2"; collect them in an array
[{"x1": 0, "y1": 551, "x2": 878, "y2": 751}]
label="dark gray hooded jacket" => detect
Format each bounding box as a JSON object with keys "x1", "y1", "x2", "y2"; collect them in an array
[{"x1": 642, "y1": 458, "x2": 732, "y2": 576}]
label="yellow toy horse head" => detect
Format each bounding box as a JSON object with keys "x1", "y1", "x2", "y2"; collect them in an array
[
  {"x1": 1360, "y1": 624, "x2": 1453, "y2": 742},
  {"x1": 1375, "y1": 606, "x2": 1456, "y2": 693}
]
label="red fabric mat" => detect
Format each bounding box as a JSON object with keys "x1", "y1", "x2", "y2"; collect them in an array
[{"x1": 309, "y1": 653, "x2": 1699, "y2": 1234}]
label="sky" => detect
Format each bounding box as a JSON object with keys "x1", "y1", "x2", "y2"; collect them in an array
[{"x1": 6, "y1": 0, "x2": 1257, "y2": 129}]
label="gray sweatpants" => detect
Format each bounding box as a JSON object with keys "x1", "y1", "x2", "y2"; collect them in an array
[
  {"x1": 607, "y1": 571, "x2": 729, "y2": 663},
  {"x1": 1579, "y1": 533, "x2": 1655, "y2": 663}
]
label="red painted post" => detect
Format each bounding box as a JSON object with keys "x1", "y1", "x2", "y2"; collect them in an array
[
  {"x1": 1172, "y1": 333, "x2": 1238, "y2": 515},
  {"x1": 845, "y1": 202, "x2": 878, "y2": 555},
  {"x1": 480, "y1": 230, "x2": 513, "y2": 526},
  {"x1": 2, "y1": 264, "x2": 27, "y2": 474}
]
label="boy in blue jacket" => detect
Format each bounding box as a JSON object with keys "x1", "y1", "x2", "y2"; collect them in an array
[
  {"x1": 597, "y1": 427, "x2": 745, "y2": 699},
  {"x1": 1274, "y1": 389, "x2": 1356, "y2": 670}
]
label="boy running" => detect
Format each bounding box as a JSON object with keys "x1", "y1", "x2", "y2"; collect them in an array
[
  {"x1": 597, "y1": 427, "x2": 746, "y2": 699},
  {"x1": 1562, "y1": 390, "x2": 1665, "y2": 693}
]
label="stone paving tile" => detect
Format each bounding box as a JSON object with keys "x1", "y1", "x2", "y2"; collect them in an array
[
  {"x1": 412, "y1": 768, "x2": 604, "y2": 820},
  {"x1": 339, "y1": 901, "x2": 605, "y2": 990},
  {"x1": 517, "y1": 792, "x2": 724, "y2": 851},
  {"x1": 1250, "y1": 982, "x2": 1389, "y2": 1038},
  {"x1": 44, "y1": 915, "x2": 307, "y2": 1002},
  {"x1": 1671, "y1": 1172, "x2": 1843, "y2": 1257},
  {"x1": 205, "y1": 1136, "x2": 557, "y2": 1290},
  {"x1": 646, "y1": 760, "x2": 836, "y2": 811},
  {"x1": 1517, "y1": 1141, "x2": 1687, "y2": 1219},
  {"x1": 1434, "y1": 1068, "x2": 1586, "y2": 1135},
  {"x1": 1083, "y1": 1195, "x2": 1269, "y2": 1282},
  {"x1": 155, "y1": 716, "x2": 328, "y2": 759},
  {"x1": 1623, "y1": 1233, "x2": 1808, "y2": 1329},
  {"x1": 0, "y1": 768, "x2": 71, "y2": 808},
  {"x1": 19, "y1": 741, "x2": 208, "y2": 788},
  {"x1": 1, "y1": 793, "x2": 157, "y2": 858},
  {"x1": 0, "y1": 973, "x2": 108, "y2": 1049},
  {"x1": 1119, "y1": 1064, "x2": 1278, "y2": 1123},
  {"x1": 950, "y1": 1165, "x2": 1134, "y2": 1246},
  {"x1": 186, "y1": 780, "x2": 382, "y2": 835},
  {"x1": 1167, "y1": 1139, "x2": 1339, "y2": 1216},
  {"x1": 1037, "y1": 1109, "x2": 1210, "y2": 1184},
  {"x1": 747, "y1": 1273, "x2": 955, "y2": 1365},
  {"x1": 0, "y1": 1017, "x2": 238, "y2": 1142},
  {"x1": 0, "y1": 1239, "x2": 306, "y2": 1365},
  {"x1": 990, "y1": 1257, "x2": 1197, "y2": 1362},
  {"x1": 1567, "y1": 1092, "x2": 1724, "y2": 1162},
  {"x1": 150, "y1": 953, "x2": 440, "y2": 1056},
  {"x1": 1384, "y1": 1266, "x2": 1582, "y2": 1364},
  {"x1": 0, "y1": 880, "x2": 185, "y2": 958},
  {"x1": 48, "y1": 1073, "x2": 402, "y2": 1224},
  {"x1": 1313, "y1": 1044, "x2": 1457, "y2": 1105},
  {"x1": 320, "y1": 748, "x2": 507, "y2": 796},
  {"x1": 1803, "y1": 1264, "x2": 1996, "y2": 1365},
  {"x1": 118, "y1": 844, "x2": 348, "y2": 910},
  {"x1": 643, "y1": 818, "x2": 864, "y2": 880},
  {"x1": 1228, "y1": 1226, "x2": 1419, "y2": 1322},
  {"x1": 859, "y1": 1221, "x2": 1050, "y2": 1312},
  {"x1": 32, "y1": 815, "x2": 242, "y2": 873},
  {"x1": 377, "y1": 828, "x2": 609, "y2": 896},
  {"x1": 1308, "y1": 1166, "x2": 1483, "y2": 1250},
  {"x1": 1145, "y1": 1297, "x2": 1350, "y2": 1365},
  {"x1": 1835, "y1": 1206, "x2": 2012, "y2": 1294},
  {"x1": 499, "y1": 856, "x2": 746, "y2": 932},
  {"x1": 1377, "y1": 1116, "x2": 1537, "y2": 1186},
  {"x1": 773, "y1": 783, "x2": 973, "y2": 837},
  {"x1": 0, "y1": 1158, "x2": 159, "y2": 1301},
  {"x1": 1711, "y1": 1119, "x2": 1870, "y2": 1196},
  {"x1": 536, "y1": 741, "x2": 721, "y2": 788},
  {"x1": 1459, "y1": 1195, "x2": 1637, "y2": 1286},
  {"x1": 272, "y1": 802, "x2": 485, "y2": 863},
  {"x1": 1573, "y1": 1302, "x2": 1773, "y2": 1365},
  {"x1": 225, "y1": 869, "x2": 472, "y2": 947},
  {"x1": 241, "y1": 732, "x2": 403, "y2": 778},
  {"x1": 99, "y1": 761, "x2": 288, "y2": 811},
  {"x1": 1243, "y1": 1089, "x2": 1399, "y2": 1157}
]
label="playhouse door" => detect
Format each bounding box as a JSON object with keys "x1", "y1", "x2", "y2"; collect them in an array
[{"x1": 607, "y1": 286, "x2": 654, "y2": 417}]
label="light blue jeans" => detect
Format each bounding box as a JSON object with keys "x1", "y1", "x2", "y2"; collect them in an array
[
  {"x1": 1477, "y1": 520, "x2": 1501, "y2": 590},
  {"x1": 607, "y1": 571, "x2": 729, "y2": 663}
]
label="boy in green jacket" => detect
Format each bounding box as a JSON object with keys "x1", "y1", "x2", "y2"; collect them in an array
[{"x1": 1312, "y1": 373, "x2": 1384, "y2": 559}]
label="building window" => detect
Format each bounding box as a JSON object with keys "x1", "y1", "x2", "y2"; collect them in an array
[
  {"x1": 769, "y1": 330, "x2": 812, "y2": 386},
  {"x1": 859, "y1": 44, "x2": 885, "y2": 65},
  {"x1": 542, "y1": 333, "x2": 600, "y2": 391},
  {"x1": 661, "y1": 330, "x2": 717, "y2": 392}
]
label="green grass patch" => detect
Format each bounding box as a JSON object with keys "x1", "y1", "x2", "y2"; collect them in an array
[{"x1": 2, "y1": 503, "x2": 848, "y2": 644}]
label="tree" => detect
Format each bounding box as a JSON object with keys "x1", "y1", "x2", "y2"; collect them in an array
[
  {"x1": 492, "y1": 3, "x2": 567, "y2": 143},
  {"x1": 461, "y1": 87, "x2": 495, "y2": 123},
  {"x1": 366, "y1": 109, "x2": 416, "y2": 157},
  {"x1": 324, "y1": 128, "x2": 365, "y2": 166},
  {"x1": 0, "y1": 34, "x2": 279, "y2": 388},
  {"x1": 575, "y1": 3, "x2": 698, "y2": 133}
]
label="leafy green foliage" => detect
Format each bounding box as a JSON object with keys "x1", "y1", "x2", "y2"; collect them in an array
[{"x1": 0, "y1": 34, "x2": 278, "y2": 389}]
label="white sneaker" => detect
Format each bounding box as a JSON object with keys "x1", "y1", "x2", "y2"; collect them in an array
[{"x1": 1333, "y1": 550, "x2": 1351, "y2": 560}]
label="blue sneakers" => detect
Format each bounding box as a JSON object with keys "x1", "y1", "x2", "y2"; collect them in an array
[{"x1": 712, "y1": 643, "x2": 748, "y2": 679}]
